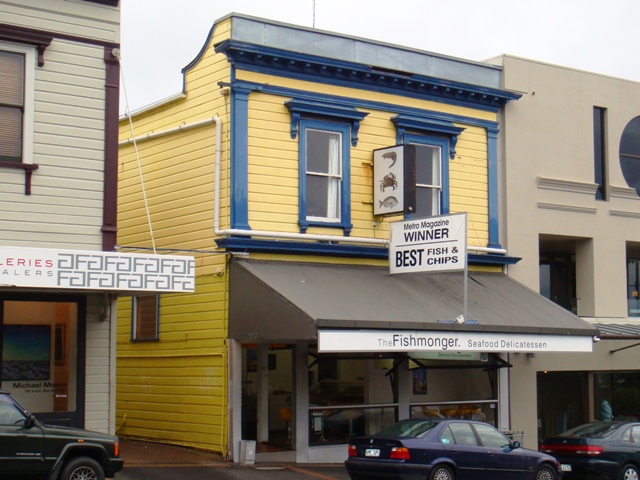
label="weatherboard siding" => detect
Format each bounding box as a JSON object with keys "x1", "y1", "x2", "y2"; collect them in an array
[
  {"x1": 115, "y1": 273, "x2": 228, "y2": 451},
  {"x1": 1, "y1": 0, "x2": 119, "y2": 42},
  {"x1": 244, "y1": 86, "x2": 491, "y2": 245},
  {"x1": 116, "y1": 14, "x2": 498, "y2": 453},
  {"x1": 0, "y1": 35, "x2": 109, "y2": 250}
]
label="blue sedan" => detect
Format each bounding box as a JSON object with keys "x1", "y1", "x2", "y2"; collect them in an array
[
  {"x1": 345, "y1": 418, "x2": 561, "y2": 480},
  {"x1": 541, "y1": 421, "x2": 640, "y2": 480}
]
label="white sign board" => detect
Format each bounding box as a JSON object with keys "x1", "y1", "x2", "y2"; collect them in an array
[
  {"x1": 389, "y1": 213, "x2": 467, "y2": 274},
  {"x1": 373, "y1": 145, "x2": 406, "y2": 216},
  {"x1": 0, "y1": 246, "x2": 195, "y2": 292},
  {"x1": 318, "y1": 329, "x2": 594, "y2": 353}
]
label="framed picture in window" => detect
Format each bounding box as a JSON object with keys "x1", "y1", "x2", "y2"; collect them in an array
[{"x1": 413, "y1": 368, "x2": 427, "y2": 395}]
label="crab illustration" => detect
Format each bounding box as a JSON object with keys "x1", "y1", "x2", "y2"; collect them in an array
[{"x1": 379, "y1": 172, "x2": 398, "y2": 192}]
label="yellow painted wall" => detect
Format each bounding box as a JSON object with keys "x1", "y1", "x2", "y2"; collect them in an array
[
  {"x1": 116, "y1": 15, "x2": 499, "y2": 453},
  {"x1": 117, "y1": 20, "x2": 232, "y2": 453},
  {"x1": 242, "y1": 75, "x2": 493, "y2": 247}
]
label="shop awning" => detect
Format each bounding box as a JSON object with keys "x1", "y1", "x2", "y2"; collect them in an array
[{"x1": 229, "y1": 259, "x2": 597, "y2": 350}]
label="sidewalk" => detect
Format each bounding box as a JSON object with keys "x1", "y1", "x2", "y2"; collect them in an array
[
  {"x1": 117, "y1": 438, "x2": 351, "y2": 480},
  {"x1": 119, "y1": 438, "x2": 226, "y2": 467}
]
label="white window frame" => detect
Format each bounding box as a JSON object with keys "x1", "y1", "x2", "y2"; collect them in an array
[
  {"x1": 305, "y1": 127, "x2": 343, "y2": 223},
  {"x1": 413, "y1": 143, "x2": 443, "y2": 217}
]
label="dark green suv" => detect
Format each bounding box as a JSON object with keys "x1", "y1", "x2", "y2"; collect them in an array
[{"x1": 0, "y1": 390, "x2": 123, "y2": 479}]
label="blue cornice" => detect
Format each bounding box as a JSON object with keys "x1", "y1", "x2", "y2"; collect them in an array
[
  {"x1": 215, "y1": 237, "x2": 520, "y2": 266},
  {"x1": 225, "y1": 80, "x2": 500, "y2": 132},
  {"x1": 215, "y1": 40, "x2": 521, "y2": 112}
]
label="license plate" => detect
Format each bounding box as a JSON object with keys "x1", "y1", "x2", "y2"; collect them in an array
[
  {"x1": 365, "y1": 448, "x2": 381, "y2": 457},
  {"x1": 561, "y1": 464, "x2": 572, "y2": 472}
]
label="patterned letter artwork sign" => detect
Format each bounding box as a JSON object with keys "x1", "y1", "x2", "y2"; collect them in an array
[{"x1": 0, "y1": 247, "x2": 195, "y2": 293}]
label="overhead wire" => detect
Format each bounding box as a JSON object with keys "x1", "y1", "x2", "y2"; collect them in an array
[{"x1": 119, "y1": 57, "x2": 157, "y2": 254}]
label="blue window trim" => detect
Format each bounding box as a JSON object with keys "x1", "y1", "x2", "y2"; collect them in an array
[
  {"x1": 392, "y1": 114, "x2": 465, "y2": 159},
  {"x1": 403, "y1": 134, "x2": 451, "y2": 217},
  {"x1": 298, "y1": 118, "x2": 353, "y2": 234},
  {"x1": 286, "y1": 99, "x2": 368, "y2": 146}
]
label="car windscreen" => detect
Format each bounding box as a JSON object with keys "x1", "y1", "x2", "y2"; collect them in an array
[
  {"x1": 375, "y1": 420, "x2": 438, "y2": 438},
  {"x1": 560, "y1": 422, "x2": 620, "y2": 438}
]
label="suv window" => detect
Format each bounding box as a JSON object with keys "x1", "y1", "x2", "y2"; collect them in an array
[{"x1": 0, "y1": 400, "x2": 25, "y2": 425}]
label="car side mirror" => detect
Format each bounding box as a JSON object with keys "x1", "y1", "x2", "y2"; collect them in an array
[
  {"x1": 23, "y1": 414, "x2": 36, "y2": 430},
  {"x1": 512, "y1": 440, "x2": 521, "y2": 449}
]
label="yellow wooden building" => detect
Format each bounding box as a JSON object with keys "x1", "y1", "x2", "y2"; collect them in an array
[{"x1": 117, "y1": 13, "x2": 596, "y2": 463}]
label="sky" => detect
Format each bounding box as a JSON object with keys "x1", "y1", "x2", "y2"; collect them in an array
[{"x1": 119, "y1": 0, "x2": 640, "y2": 113}]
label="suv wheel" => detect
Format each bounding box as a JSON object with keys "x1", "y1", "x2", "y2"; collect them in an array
[{"x1": 60, "y1": 456, "x2": 105, "y2": 480}]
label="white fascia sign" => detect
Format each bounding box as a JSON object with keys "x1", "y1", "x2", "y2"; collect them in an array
[
  {"x1": 318, "y1": 329, "x2": 594, "y2": 353},
  {"x1": 0, "y1": 246, "x2": 195, "y2": 293},
  {"x1": 389, "y1": 212, "x2": 467, "y2": 274}
]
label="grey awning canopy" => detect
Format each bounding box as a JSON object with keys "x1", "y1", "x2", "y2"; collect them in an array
[{"x1": 229, "y1": 259, "x2": 598, "y2": 342}]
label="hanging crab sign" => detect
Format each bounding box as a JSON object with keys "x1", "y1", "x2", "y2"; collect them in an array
[{"x1": 379, "y1": 172, "x2": 398, "y2": 192}]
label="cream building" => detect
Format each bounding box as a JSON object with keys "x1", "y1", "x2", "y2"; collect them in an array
[{"x1": 490, "y1": 54, "x2": 640, "y2": 448}]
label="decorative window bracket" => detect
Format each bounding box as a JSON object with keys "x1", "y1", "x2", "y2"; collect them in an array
[
  {"x1": 0, "y1": 24, "x2": 52, "y2": 66},
  {"x1": 392, "y1": 114, "x2": 465, "y2": 159},
  {"x1": 286, "y1": 99, "x2": 368, "y2": 146},
  {"x1": 0, "y1": 162, "x2": 39, "y2": 195}
]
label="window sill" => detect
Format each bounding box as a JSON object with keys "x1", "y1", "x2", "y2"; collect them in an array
[
  {"x1": 0, "y1": 162, "x2": 39, "y2": 195},
  {"x1": 300, "y1": 220, "x2": 353, "y2": 235}
]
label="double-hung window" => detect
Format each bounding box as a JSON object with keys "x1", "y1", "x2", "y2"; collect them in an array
[
  {"x1": 286, "y1": 99, "x2": 367, "y2": 235},
  {"x1": 406, "y1": 134, "x2": 449, "y2": 217},
  {"x1": 392, "y1": 114, "x2": 462, "y2": 219},
  {"x1": 299, "y1": 119, "x2": 351, "y2": 232},
  {"x1": 0, "y1": 43, "x2": 34, "y2": 165}
]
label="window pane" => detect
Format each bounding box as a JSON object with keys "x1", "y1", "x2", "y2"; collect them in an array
[
  {"x1": 306, "y1": 175, "x2": 340, "y2": 219},
  {"x1": 0, "y1": 106, "x2": 23, "y2": 161},
  {"x1": 2, "y1": 301, "x2": 78, "y2": 414},
  {"x1": 305, "y1": 127, "x2": 341, "y2": 221},
  {"x1": 134, "y1": 296, "x2": 159, "y2": 340},
  {"x1": 0, "y1": 51, "x2": 25, "y2": 105},
  {"x1": 416, "y1": 145, "x2": 440, "y2": 187},
  {"x1": 415, "y1": 186, "x2": 438, "y2": 217},
  {"x1": 473, "y1": 423, "x2": 510, "y2": 448},
  {"x1": 628, "y1": 259, "x2": 640, "y2": 317},
  {"x1": 449, "y1": 422, "x2": 478, "y2": 446},
  {"x1": 306, "y1": 130, "x2": 340, "y2": 174}
]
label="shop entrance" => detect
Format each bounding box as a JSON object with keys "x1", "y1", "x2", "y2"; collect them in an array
[
  {"x1": 0, "y1": 295, "x2": 84, "y2": 427},
  {"x1": 241, "y1": 344, "x2": 293, "y2": 450}
]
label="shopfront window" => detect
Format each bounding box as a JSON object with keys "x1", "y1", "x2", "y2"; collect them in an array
[
  {"x1": 309, "y1": 354, "x2": 407, "y2": 445},
  {"x1": 594, "y1": 371, "x2": 640, "y2": 421},
  {"x1": 1, "y1": 300, "x2": 78, "y2": 415},
  {"x1": 409, "y1": 361, "x2": 498, "y2": 427}
]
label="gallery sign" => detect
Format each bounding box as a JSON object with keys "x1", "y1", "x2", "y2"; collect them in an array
[
  {"x1": 0, "y1": 246, "x2": 195, "y2": 293},
  {"x1": 389, "y1": 213, "x2": 467, "y2": 274},
  {"x1": 318, "y1": 329, "x2": 594, "y2": 353}
]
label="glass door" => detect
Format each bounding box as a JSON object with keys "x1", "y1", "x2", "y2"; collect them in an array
[{"x1": 0, "y1": 297, "x2": 84, "y2": 427}]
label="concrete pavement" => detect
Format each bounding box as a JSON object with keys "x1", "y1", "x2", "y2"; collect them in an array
[{"x1": 116, "y1": 438, "x2": 351, "y2": 480}]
